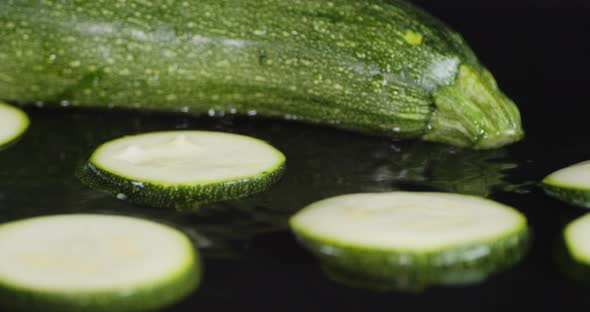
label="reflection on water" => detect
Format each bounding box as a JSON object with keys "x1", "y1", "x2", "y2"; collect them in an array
[{"x1": 0, "y1": 108, "x2": 525, "y2": 262}]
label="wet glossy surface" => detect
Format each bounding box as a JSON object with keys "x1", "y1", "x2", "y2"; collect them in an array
[
  {"x1": 0, "y1": 106, "x2": 582, "y2": 311},
  {"x1": 1, "y1": 0, "x2": 590, "y2": 310}
]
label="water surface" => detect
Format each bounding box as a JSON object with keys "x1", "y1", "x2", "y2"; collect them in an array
[{"x1": 1, "y1": 107, "x2": 586, "y2": 311}]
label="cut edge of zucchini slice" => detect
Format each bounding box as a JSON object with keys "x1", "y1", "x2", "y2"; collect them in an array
[
  {"x1": 0, "y1": 101, "x2": 29, "y2": 148},
  {"x1": 79, "y1": 131, "x2": 286, "y2": 209},
  {"x1": 88, "y1": 131, "x2": 286, "y2": 186},
  {"x1": 289, "y1": 192, "x2": 529, "y2": 290},
  {"x1": 565, "y1": 213, "x2": 590, "y2": 264},
  {"x1": 0, "y1": 214, "x2": 201, "y2": 312},
  {"x1": 290, "y1": 192, "x2": 527, "y2": 253}
]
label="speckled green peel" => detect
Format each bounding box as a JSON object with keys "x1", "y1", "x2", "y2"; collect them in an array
[
  {"x1": 77, "y1": 161, "x2": 286, "y2": 210},
  {"x1": 403, "y1": 30, "x2": 424, "y2": 46},
  {"x1": 424, "y1": 65, "x2": 523, "y2": 149},
  {"x1": 0, "y1": 0, "x2": 522, "y2": 149},
  {"x1": 294, "y1": 226, "x2": 528, "y2": 291}
]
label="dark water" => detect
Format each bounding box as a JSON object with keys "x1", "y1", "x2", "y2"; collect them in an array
[
  {"x1": 0, "y1": 108, "x2": 531, "y2": 255},
  {"x1": 0, "y1": 106, "x2": 586, "y2": 311}
]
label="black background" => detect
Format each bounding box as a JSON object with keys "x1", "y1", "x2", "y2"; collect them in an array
[{"x1": 415, "y1": 0, "x2": 590, "y2": 148}]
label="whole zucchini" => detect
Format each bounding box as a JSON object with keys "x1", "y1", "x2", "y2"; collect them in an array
[{"x1": 0, "y1": 0, "x2": 522, "y2": 149}]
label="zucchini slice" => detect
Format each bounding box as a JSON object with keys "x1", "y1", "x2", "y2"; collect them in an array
[
  {"x1": 543, "y1": 161, "x2": 590, "y2": 208},
  {"x1": 557, "y1": 214, "x2": 590, "y2": 283},
  {"x1": 78, "y1": 131, "x2": 286, "y2": 209},
  {"x1": 565, "y1": 213, "x2": 590, "y2": 265},
  {"x1": 0, "y1": 214, "x2": 200, "y2": 312},
  {"x1": 0, "y1": 101, "x2": 29, "y2": 148},
  {"x1": 289, "y1": 192, "x2": 529, "y2": 290}
]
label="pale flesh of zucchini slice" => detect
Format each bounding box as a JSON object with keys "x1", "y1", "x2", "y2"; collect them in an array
[
  {"x1": 289, "y1": 192, "x2": 528, "y2": 290},
  {"x1": 78, "y1": 131, "x2": 286, "y2": 209},
  {"x1": 0, "y1": 214, "x2": 200, "y2": 312},
  {"x1": 0, "y1": 101, "x2": 29, "y2": 148},
  {"x1": 543, "y1": 161, "x2": 590, "y2": 208},
  {"x1": 565, "y1": 213, "x2": 590, "y2": 265}
]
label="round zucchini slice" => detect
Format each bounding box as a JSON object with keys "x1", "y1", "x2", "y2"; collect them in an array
[
  {"x1": 78, "y1": 131, "x2": 286, "y2": 209},
  {"x1": 0, "y1": 101, "x2": 29, "y2": 148},
  {"x1": 543, "y1": 161, "x2": 590, "y2": 208},
  {"x1": 0, "y1": 214, "x2": 200, "y2": 312},
  {"x1": 565, "y1": 213, "x2": 590, "y2": 265},
  {"x1": 289, "y1": 192, "x2": 529, "y2": 290},
  {"x1": 556, "y1": 215, "x2": 590, "y2": 283}
]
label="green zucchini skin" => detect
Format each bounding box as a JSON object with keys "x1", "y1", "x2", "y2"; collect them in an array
[
  {"x1": 293, "y1": 227, "x2": 529, "y2": 291},
  {"x1": 542, "y1": 184, "x2": 590, "y2": 209},
  {"x1": 77, "y1": 162, "x2": 286, "y2": 210},
  {"x1": 542, "y1": 161, "x2": 590, "y2": 208},
  {"x1": 557, "y1": 216, "x2": 590, "y2": 283},
  {"x1": 555, "y1": 237, "x2": 590, "y2": 284},
  {"x1": 0, "y1": 0, "x2": 522, "y2": 149},
  {"x1": 0, "y1": 258, "x2": 199, "y2": 312},
  {"x1": 0, "y1": 216, "x2": 202, "y2": 312}
]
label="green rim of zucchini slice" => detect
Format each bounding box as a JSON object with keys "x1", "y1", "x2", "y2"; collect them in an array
[
  {"x1": 543, "y1": 161, "x2": 590, "y2": 208},
  {"x1": 78, "y1": 131, "x2": 286, "y2": 209},
  {"x1": 564, "y1": 213, "x2": 590, "y2": 265},
  {"x1": 289, "y1": 192, "x2": 529, "y2": 290},
  {"x1": 0, "y1": 214, "x2": 200, "y2": 312},
  {"x1": 0, "y1": 101, "x2": 29, "y2": 148}
]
